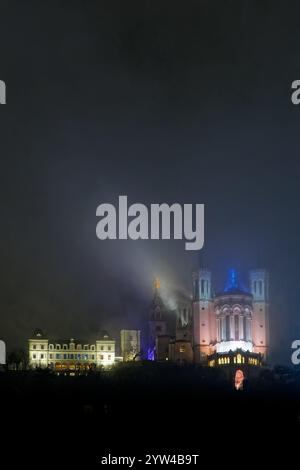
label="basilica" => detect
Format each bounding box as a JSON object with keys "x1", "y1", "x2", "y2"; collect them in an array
[{"x1": 148, "y1": 268, "x2": 269, "y2": 382}]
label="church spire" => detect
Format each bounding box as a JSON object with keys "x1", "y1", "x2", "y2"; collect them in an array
[{"x1": 154, "y1": 277, "x2": 160, "y2": 292}]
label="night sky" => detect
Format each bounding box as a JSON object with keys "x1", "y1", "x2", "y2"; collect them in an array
[{"x1": 0, "y1": 1, "x2": 300, "y2": 362}]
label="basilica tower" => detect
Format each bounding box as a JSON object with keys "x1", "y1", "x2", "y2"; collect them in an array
[
  {"x1": 192, "y1": 269, "x2": 215, "y2": 362},
  {"x1": 148, "y1": 278, "x2": 168, "y2": 360},
  {"x1": 249, "y1": 269, "x2": 270, "y2": 360}
]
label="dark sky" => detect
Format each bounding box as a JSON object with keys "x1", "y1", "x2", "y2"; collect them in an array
[{"x1": 0, "y1": 1, "x2": 300, "y2": 362}]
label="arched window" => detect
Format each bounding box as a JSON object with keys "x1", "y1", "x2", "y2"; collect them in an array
[
  {"x1": 225, "y1": 315, "x2": 230, "y2": 340},
  {"x1": 234, "y1": 315, "x2": 239, "y2": 340}
]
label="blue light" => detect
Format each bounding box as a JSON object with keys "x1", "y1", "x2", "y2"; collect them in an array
[
  {"x1": 224, "y1": 268, "x2": 238, "y2": 292},
  {"x1": 147, "y1": 348, "x2": 155, "y2": 361},
  {"x1": 224, "y1": 268, "x2": 249, "y2": 294}
]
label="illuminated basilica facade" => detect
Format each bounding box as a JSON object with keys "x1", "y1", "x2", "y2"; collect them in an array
[{"x1": 149, "y1": 268, "x2": 269, "y2": 374}]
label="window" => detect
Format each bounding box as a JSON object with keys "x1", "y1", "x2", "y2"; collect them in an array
[
  {"x1": 194, "y1": 280, "x2": 199, "y2": 300},
  {"x1": 56, "y1": 353, "x2": 61, "y2": 359},
  {"x1": 234, "y1": 315, "x2": 239, "y2": 340},
  {"x1": 56, "y1": 345, "x2": 60, "y2": 350},
  {"x1": 108, "y1": 355, "x2": 111, "y2": 360},
  {"x1": 49, "y1": 344, "x2": 54, "y2": 349},
  {"x1": 100, "y1": 346, "x2": 104, "y2": 351},
  {"x1": 225, "y1": 315, "x2": 230, "y2": 340},
  {"x1": 33, "y1": 354, "x2": 36, "y2": 359},
  {"x1": 49, "y1": 354, "x2": 53, "y2": 359},
  {"x1": 92, "y1": 355, "x2": 95, "y2": 360},
  {"x1": 70, "y1": 354, "x2": 74, "y2": 359},
  {"x1": 63, "y1": 354, "x2": 67, "y2": 359},
  {"x1": 179, "y1": 346, "x2": 185, "y2": 353},
  {"x1": 33, "y1": 345, "x2": 36, "y2": 350},
  {"x1": 108, "y1": 346, "x2": 111, "y2": 351},
  {"x1": 91, "y1": 345, "x2": 95, "y2": 350},
  {"x1": 41, "y1": 354, "x2": 44, "y2": 359},
  {"x1": 41, "y1": 345, "x2": 44, "y2": 350},
  {"x1": 100, "y1": 355, "x2": 104, "y2": 360},
  {"x1": 63, "y1": 344, "x2": 67, "y2": 350}
]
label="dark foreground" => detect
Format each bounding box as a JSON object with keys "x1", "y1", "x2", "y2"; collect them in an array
[{"x1": 1, "y1": 362, "x2": 300, "y2": 465}]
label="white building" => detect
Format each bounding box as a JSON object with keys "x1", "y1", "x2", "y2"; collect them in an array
[{"x1": 28, "y1": 329, "x2": 116, "y2": 370}]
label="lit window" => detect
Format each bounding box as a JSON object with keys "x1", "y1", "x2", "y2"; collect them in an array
[
  {"x1": 179, "y1": 346, "x2": 185, "y2": 353},
  {"x1": 237, "y1": 354, "x2": 242, "y2": 364}
]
